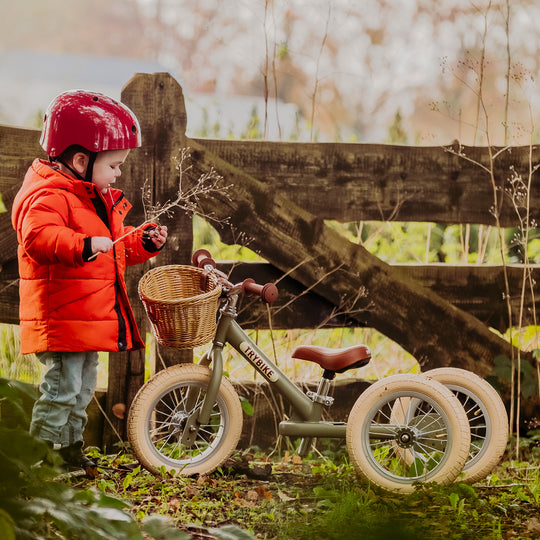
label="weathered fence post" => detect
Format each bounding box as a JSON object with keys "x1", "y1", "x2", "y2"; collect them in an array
[{"x1": 103, "y1": 73, "x2": 193, "y2": 449}]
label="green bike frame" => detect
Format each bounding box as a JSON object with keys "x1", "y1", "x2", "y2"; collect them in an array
[{"x1": 184, "y1": 294, "x2": 352, "y2": 448}]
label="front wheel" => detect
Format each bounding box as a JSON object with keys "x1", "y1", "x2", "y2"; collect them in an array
[
  {"x1": 346, "y1": 374, "x2": 471, "y2": 493},
  {"x1": 127, "y1": 364, "x2": 243, "y2": 476}
]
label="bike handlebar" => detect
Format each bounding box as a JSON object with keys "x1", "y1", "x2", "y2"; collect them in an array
[
  {"x1": 192, "y1": 248, "x2": 215, "y2": 270},
  {"x1": 241, "y1": 278, "x2": 279, "y2": 304},
  {"x1": 191, "y1": 249, "x2": 279, "y2": 304}
]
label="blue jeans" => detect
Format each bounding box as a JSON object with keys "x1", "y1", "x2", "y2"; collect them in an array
[{"x1": 30, "y1": 351, "x2": 99, "y2": 447}]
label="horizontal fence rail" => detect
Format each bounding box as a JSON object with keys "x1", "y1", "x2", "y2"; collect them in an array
[{"x1": 1, "y1": 124, "x2": 538, "y2": 332}]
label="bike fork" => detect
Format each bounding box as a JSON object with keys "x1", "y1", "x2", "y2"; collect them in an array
[{"x1": 180, "y1": 346, "x2": 224, "y2": 447}]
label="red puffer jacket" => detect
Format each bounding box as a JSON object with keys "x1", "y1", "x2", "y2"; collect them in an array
[{"x1": 12, "y1": 158, "x2": 159, "y2": 354}]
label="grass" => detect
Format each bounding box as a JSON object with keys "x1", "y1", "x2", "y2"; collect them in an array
[
  {"x1": 0, "y1": 324, "x2": 111, "y2": 389},
  {"x1": 3, "y1": 375, "x2": 538, "y2": 540},
  {"x1": 71, "y1": 439, "x2": 540, "y2": 540}
]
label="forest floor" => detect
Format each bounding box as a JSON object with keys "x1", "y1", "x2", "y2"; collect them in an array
[{"x1": 68, "y1": 440, "x2": 540, "y2": 540}]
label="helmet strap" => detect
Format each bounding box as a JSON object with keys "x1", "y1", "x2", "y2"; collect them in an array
[
  {"x1": 54, "y1": 158, "x2": 86, "y2": 181},
  {"x1": 53, "y1": 151, "x2": 97, "y2": 183},
  {"x1": 85, "y1": 152, "x2": 97, "y2": 182}
]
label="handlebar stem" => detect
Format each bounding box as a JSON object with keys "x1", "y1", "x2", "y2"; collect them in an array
[{"x1": 220, "y1": 289, "x2": 241, "y2": 317}]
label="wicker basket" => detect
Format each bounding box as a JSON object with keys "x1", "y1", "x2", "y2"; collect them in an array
[{"x1": 138, "y1": 265, "x2": 222, "y2": 349}]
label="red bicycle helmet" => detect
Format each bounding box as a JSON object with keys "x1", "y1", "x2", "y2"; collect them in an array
[{"x1": 40, "y1": 90, "x2": 141, "y2": 158}]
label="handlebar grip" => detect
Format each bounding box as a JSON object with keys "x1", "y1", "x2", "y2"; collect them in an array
[
  {"x1": 192, "y1": 249, "x2": 215, "y2": 269},
  {"x1": 242, "y1": 278, "x2": 279, "y2": 304}
]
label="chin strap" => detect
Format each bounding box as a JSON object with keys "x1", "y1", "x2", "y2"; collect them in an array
[
  {"x1": 51, "y1": 152, "x2": 97, "y2": 183},
  {"x1": 85, "y1": 152, "x2": 97, "y2": 181}
]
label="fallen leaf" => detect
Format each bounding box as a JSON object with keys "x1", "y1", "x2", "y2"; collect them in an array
[
  {"x1": 277, "y1": 489, "x2": 295, "y2": 502},
  {"x1": 527, "y1": 517, "x2": 540, "y2": 534},
  {"x1": 246, "y1": 490, "x2": 259, "y2": 501}
]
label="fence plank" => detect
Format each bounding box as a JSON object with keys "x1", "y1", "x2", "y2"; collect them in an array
[
  {"x1": 0, "y1": 124, "x2": 43, "y2": 189},
  {"x1": 0, "y1": 258, "x2": 536, "y2": 333},
  {"x1": 194, "y1": 138, "x2": 540, "y2": 227},
  {"x1": 224, "y1": 261, "x2": 540, "y2": 333},
  {"x1": 102, "y1": 73, "x2": 194, "y2": 447},
  {"x1": 3, "y1": 125, "x2": 539, "y2": 232}
]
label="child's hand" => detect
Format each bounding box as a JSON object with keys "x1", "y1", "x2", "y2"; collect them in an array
[
  {"x1": 149, "y1": 225, "x2": 168, "y2": 249},
  {"x1": 91, "y1": 236, "x2": 113, "y2": 255}
]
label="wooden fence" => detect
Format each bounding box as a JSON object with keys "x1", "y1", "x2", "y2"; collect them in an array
[{"x1": 1, "y1": 72, "x2": 539, "y2": 448}]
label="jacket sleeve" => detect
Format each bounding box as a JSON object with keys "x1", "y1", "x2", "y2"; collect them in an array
[
  {"x1": 20, "y1": 193, "x2": 86, "y2": 267},
  {"x1": 121, "y1": 223, "x2": 162, "y2": 266}
]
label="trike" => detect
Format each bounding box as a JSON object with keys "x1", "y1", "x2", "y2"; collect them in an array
[{"x1": 128, "y1": 250, "x2": 507, "y2": 492}]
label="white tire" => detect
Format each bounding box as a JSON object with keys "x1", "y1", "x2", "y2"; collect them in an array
[
  {"x1": 423, "y1": 367, "x2": 508, "y2": 483},
  {"x1": 346, "y1": 374, "x2": 471, "y2": 493},
  {"x1": 128, "y1": 364, "x2": 243, "y2": 476}
]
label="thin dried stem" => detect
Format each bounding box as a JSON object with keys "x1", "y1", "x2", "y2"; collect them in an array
[
  {"x1": 89, "y1": 147, "x2": 230, "y2": 260},
  {"x1": 309, "y1": 4, "x2": 331, "y2": 142}
]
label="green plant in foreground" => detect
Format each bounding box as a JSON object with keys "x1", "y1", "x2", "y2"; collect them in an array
[
  {"x1": 0, "y1": 375, "x2": 256, "y2": 539},
  {"x1": 0, "y1": 378, "x2": 192, "y2": 540}
]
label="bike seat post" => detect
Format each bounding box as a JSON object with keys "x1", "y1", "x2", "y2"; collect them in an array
[{"x1": 307, "y1": 369, "x2": 336, "y2": 407}]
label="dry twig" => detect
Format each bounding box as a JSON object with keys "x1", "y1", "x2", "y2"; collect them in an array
[{"x1": 90, "y1": 147, "x2": 230, "y2": 260}]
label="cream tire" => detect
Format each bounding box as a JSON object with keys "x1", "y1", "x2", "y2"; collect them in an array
[
  {"x1": 423, "y1": 367, "x2": 508, "y2": 483},
  {"x1": 127, "y1": 364, "x2": 243, "y2": 476},
  {"x1": 346, "y1": 374, "x2": 471, "y2": 493}
]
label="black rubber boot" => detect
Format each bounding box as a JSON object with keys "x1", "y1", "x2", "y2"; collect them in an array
[{"x1": 59, "y1": 441, "x2": 99, "y2": 478}]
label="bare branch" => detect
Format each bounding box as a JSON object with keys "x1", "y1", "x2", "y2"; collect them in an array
[{"x1": 89, "y1": 147, "x2": 231, "y2": 260}]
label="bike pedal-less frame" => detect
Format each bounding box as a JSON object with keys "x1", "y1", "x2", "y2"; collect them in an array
[{"x1": 128, "y1": 250, "x2": 478, "y2": 493}]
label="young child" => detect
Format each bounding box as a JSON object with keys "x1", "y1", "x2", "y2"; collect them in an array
[{"x1": 11, "y1": 90, "x2": 168, "y2": 474}]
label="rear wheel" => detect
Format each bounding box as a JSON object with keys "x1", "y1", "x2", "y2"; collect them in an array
[
  {"x1": 127, "y1": 364, "x2": 243, "y2": 476},
  {"x1": 424, "y1": 367, "x2": 508, "y2": 483},
  {"x1": 346, "y1": 374, "x2": 471, "y2": 493}
]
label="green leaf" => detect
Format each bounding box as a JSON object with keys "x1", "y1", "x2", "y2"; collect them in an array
[
  {"x1": 98, "y1": 491, "x2": 133, "y2": 510},
  {"x1": 448, "y1": 492, "x2": 460, "y2": 509},
  {"x1": 491, "y1": 355, "x2": 512, "y2": 382},
  {"x1": 240, "y1": 396, "x2": 254, "y2": 416},
  {"x1": 208, "y1": 524, "x2": 256, "y2": 540},
  {"x1": 123, "y1": 474, "x2": 133, "y2": 490},
  {"x1": 141, "y1": 515, "x2": 191, "y2": 539},
  {"x1": 0, "y1": 509, "x2": 16, "y2": 540},
  {"x1": 0, "y1": 428, "x2": 51, "y2": 480}
]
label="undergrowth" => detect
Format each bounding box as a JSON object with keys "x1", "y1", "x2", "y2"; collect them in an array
[
  {"x1": 80, "y1": 439, "x2": 540, "y2": 540},
  {"x1": 1, "y1": 377, "x2": 539, "y2": 539}
]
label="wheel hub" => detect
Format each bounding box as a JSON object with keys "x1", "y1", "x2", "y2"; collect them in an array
[
  {"x1": 169, "y1": 411, "x2": 189, "y2": 434},
  {"x1": 396, "y1": 427, "x2": 416, "y2": 448}
]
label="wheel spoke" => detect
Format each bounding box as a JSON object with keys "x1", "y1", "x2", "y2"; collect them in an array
[{"x1": 144, "y1": 383, "x2": 227, "y2": 466}]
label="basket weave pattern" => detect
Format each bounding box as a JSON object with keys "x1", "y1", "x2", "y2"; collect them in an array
[{"x1": 138, "y1": 265, "x2": 221, "y2": 349}]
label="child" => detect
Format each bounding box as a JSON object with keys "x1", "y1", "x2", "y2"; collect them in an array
[{"x1": 11, "y1": 90, "x2": 168, "y2": 474}]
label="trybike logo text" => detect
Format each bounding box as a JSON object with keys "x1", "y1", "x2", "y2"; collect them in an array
[{"x1": 239, "y1": 342, "x2": 279, "y2": 382}]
